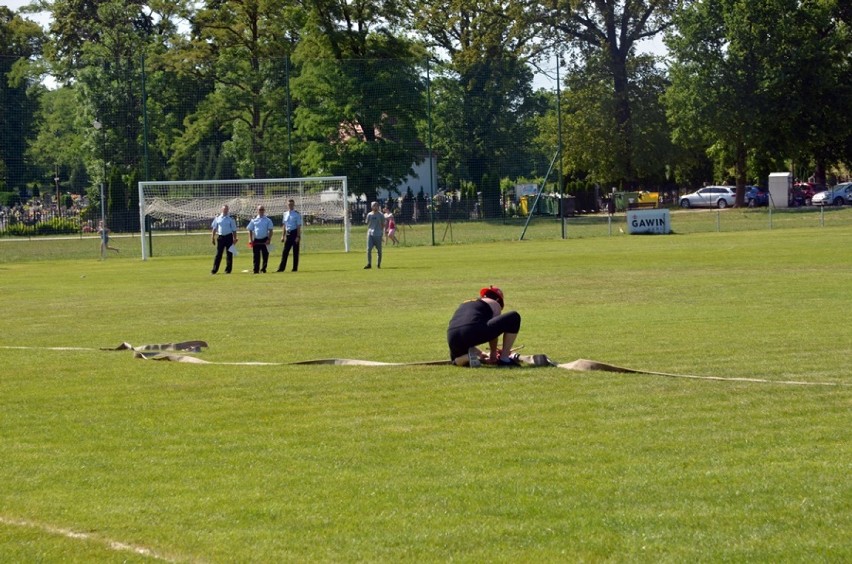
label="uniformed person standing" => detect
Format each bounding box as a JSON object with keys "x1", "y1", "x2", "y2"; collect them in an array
[
  {"x1": 211, "y1": 204, "x2": 238, "y2": 274},
  {"x1": 277, "y1": 199, "x2": 302, "y2": 272},
  {"x1": 247, "y1": 205, "x2": 274, "y2": 273}
]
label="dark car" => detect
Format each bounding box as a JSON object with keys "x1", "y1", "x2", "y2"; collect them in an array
[{"x1": 745, "y1": 186, "x2": 769, "y2": 207}]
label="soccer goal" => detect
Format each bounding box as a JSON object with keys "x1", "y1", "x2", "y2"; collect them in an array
[{"x1": 137, "y1": 177, "x2": 349, "y2": 260}]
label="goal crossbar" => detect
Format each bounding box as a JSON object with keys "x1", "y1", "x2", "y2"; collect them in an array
[{"x1": 138, "y1": 177, "x2": 350, "y2": 260}]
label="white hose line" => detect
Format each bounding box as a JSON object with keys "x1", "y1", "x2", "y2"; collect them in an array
[{"x1": 0, "y1": 343, "x2": 847, "y2": 387}]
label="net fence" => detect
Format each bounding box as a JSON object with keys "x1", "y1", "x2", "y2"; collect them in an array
[{"x1": 139, "y1": 177, "x2": 349, "y2": 259}]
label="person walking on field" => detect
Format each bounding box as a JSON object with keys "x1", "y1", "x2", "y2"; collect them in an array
[
  {"x1": 98, "y1": 220, "x2": 119, "y2": 259},
  {"x1": 247, "y1": 205, "x2": 274, "y2": 273},
  {"x1": 211, "y1": 204, "x2": 238, "y2": 274},
  {"x1": 364, "y1": 201, "x2": 384, "y2": 269},
  {"x1": 277, "y1": 199, "x2": 302, "y2": 272},
  {"x1": 447, "y1": 286, "x2": 522, "y2": 368},
  {"x1": 383, "y1": 206, "x2": 399, "y2": 245}
]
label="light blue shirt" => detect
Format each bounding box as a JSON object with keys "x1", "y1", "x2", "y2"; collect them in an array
[
  {"x1": 248, "y1": 215, "x2": 274, "y2": 239},
  {"x1": 283, "y1": 209, "x2": 302, "y2": 232},
  {"x1": 211, "y1": 214, "x2": 237, "y2": 235}
]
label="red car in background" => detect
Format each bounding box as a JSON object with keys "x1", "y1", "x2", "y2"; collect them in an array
[{"x1": 791, "y1": 182, "x2": 821, "y2": 206}]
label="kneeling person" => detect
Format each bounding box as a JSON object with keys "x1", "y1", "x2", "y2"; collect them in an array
[{"x1": 447, "y1": 286, "x2": 521, "y2": 367}]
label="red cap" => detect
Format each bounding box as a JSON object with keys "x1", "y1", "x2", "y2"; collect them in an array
[{"x1": 479, "y1": 286, "x2": 504, "y2": 308}]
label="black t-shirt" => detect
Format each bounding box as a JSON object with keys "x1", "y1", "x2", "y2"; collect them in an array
[{"x1": 447, "y1": 299, "x2": 492, "y2": 330}]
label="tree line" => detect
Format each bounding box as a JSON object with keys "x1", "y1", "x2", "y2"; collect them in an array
[{"x1": 1, "y1": 0, "x2": 850, "y2": 219}]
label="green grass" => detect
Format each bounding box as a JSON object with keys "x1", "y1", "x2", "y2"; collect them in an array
[
  {"x1": 2, "y1": 205, "x2": 850, "y2": 263},
  {"x1": 0, "y1": 226, "x2": 850, "y2": 561}
]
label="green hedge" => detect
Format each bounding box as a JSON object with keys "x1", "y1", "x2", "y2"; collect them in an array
[{"x1": 1, "y1": 218, "x2": 81, "y2": 237}]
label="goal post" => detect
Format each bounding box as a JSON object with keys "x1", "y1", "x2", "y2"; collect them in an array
[{"x1": 137, "y1": 177, "x2": 350, "y2": 260}]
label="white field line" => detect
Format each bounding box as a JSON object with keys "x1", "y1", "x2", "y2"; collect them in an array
[{"x1": 0, "y1": 516, "x2": 179, "y2": 562}]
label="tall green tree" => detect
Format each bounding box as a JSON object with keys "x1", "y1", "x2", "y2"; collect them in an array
[
  {"x1": 0, "y1": 7, "x2": 44, "y2": 194},
  {"x1": 543, "y1": 0, "x2": 679, "y2": 187},
  {"x1": 292, "y1": 0, "x2": 427, "y2": 200},
  {"x1": 545, "y1": 50, "x2": 673, "y2": 188},
  {"x1": 45, "y1": 0, "x2": 187, "y2": 186},
  {"x1": 27, "y1": 85, "x2": 90, "y2": 193},
  {"x1": 665, "y1": 0, "x2": 850, "y2": 200},
  {"x1": 408, "y1": 0, "x2": 546, "y2": 216},
  {"x1": 168, "y1": 0, "x2": 304, "y2": 180},
  {"x1": 781, "y1": 0, "x2": 852, "y2": 185}
]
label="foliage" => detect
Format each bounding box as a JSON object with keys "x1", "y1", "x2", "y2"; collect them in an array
[
  {"x1": 26, "y1": 86, "x2": 90, "y2": 192},
  {"x1": 0, "y1": 191, "x2": 21, "y2": 206},
  {"x1": 551, "y1": 52, "x2": 674, "y2": 188},
  {"x1": 0, "y1": 7, "x2": 44, "y2": 193},
  {"x1": 167, "y1": 0, "x2": 304, "y2": 180},
  {"x1": 1, "y1": 216, "x2": 79, "y2": 236},
  {"x1": 665, "y1": 0, "x2": 852, "y2": 195},
  {"x1": 410, "y1": 0, "x2": 548, "y2": 217},
  {"x1": 292, "y1": 3, "x2": 426, "y2": 201},
  {"x1": 544, "y1": 0, "x2": 680, "y2": 185}
]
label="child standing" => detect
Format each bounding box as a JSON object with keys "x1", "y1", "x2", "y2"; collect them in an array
[{"x1": 383, "y1": 206, "x2": 399, "y2": 245}]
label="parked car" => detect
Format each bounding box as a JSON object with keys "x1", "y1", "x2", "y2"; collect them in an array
[
  {"x1": 745, "y1": 186, "x2": 768, "y2": 207},
  {"x1": 792, "y1": 182, "x2": 821, "y2": 206},
  {"x1": 811, "y1": 182, "x2": 852, "y2": 206},
  {"x1": 679, "y1": 186, "x2": 737, "y2": 209}
]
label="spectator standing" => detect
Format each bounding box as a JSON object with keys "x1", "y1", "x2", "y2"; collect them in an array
[
  {"x1": 277, "y1": 199, "x2": 302, "y2": 272},
  {"x1": 247, "y1": 205, "x2": 274, "y2": 274},
  {"x1": 364, "y1": 201, "x2": 384, "y2": 269},
  {"x1": 211, "y1": 204, "x2": 238, "y2": 274}
]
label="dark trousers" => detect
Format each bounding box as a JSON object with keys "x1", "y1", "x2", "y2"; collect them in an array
[
  {"x1": 252, "y1": 237, "x2": 269, "y2": 272},
  {"x1": 278, "y1": 231, "x2": 299, "y2": 271},
  {"x1": 447, "y1": 311, "x2": 522, "y2": 360},
  {"x1": 212, "y1": 233, "x2": 234, "y2": 273}
]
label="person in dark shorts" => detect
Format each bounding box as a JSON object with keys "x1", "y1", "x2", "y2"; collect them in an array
[{"x1": 447, "y1": 286, "x2": 522, "y2": 367}]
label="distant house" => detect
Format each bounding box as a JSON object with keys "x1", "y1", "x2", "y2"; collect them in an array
[{"x1": 379, "y1": 152, "x2": 438, "y2": 201}]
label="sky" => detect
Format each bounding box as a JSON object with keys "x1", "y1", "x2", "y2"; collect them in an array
[{"x1": 4, "y1": 0, "x2": 52, "y2": 28}]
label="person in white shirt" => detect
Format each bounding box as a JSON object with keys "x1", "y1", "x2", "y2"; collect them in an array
[
  {"x1": 210, "y1": 204, "x2": 238, "y2": 274},
  {"x1": 247, "y1": 205, "x2": 274, "y2": 273},
  {"x1": 277, "y1": 199, "x2": 302, "y2": 272},
  {"x1": 364, "y1": 201, "x2": 384, "y2": 269}
]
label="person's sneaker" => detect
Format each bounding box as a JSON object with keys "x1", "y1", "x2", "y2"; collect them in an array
[
  {"x1": 497, "y1": 352, "x2": 521, "y2": 368},
  {"x1": 364, "y1": 265, "x2": 371, "y2": 269},
  {"x1": 467, "y1": 347, "x2": 481, "y2": 368}
]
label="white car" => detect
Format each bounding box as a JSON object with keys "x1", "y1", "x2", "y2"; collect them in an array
[
  {"x1": 811, "y1": 182, "x2": 852, "y2": 206},
  {"x1": 679, "y1": 186, "x2": 737, "y2": 209}
]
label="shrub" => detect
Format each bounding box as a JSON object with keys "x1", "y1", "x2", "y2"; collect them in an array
[
  {"x1": 1, "y1": 218, "x2": 80, "y2": 237},
  {"x1": 0, "y1": 192, "x2": 21, "y2": 207}
]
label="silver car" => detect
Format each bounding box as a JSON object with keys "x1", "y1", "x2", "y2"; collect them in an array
[
  {"x1": 811, "y1": 182, "x2": 852, "y2": 206},
  {"x1": 679, "y1": 186, "x2": 737, "y2": 209}
]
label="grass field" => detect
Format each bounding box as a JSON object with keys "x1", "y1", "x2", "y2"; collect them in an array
[{"x1": 0, "y1": 223, "x2": 850, "y2": 561}]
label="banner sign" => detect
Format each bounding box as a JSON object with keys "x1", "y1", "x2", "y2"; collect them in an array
[{"x1": 626, "y1": 209, "x2": 671, "y2": 234}]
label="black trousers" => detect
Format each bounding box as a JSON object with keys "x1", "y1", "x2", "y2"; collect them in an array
[
  {"x1": 212, "y1": 233, "x2": 234, "y2": 273},
  {"x1": 447, "y1": 311, "x2": 522, "y2": 360},
  {"x1": 252, "y1": 237, "x2": 269, "y2": 272},
  {"x1": 278, "y1": 230, "x2": 299, "y2": 271}
]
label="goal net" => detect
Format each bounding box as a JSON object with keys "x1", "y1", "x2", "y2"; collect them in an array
[{"x1": 137, "y1": 177, "x2": 349, "y2": 260}]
